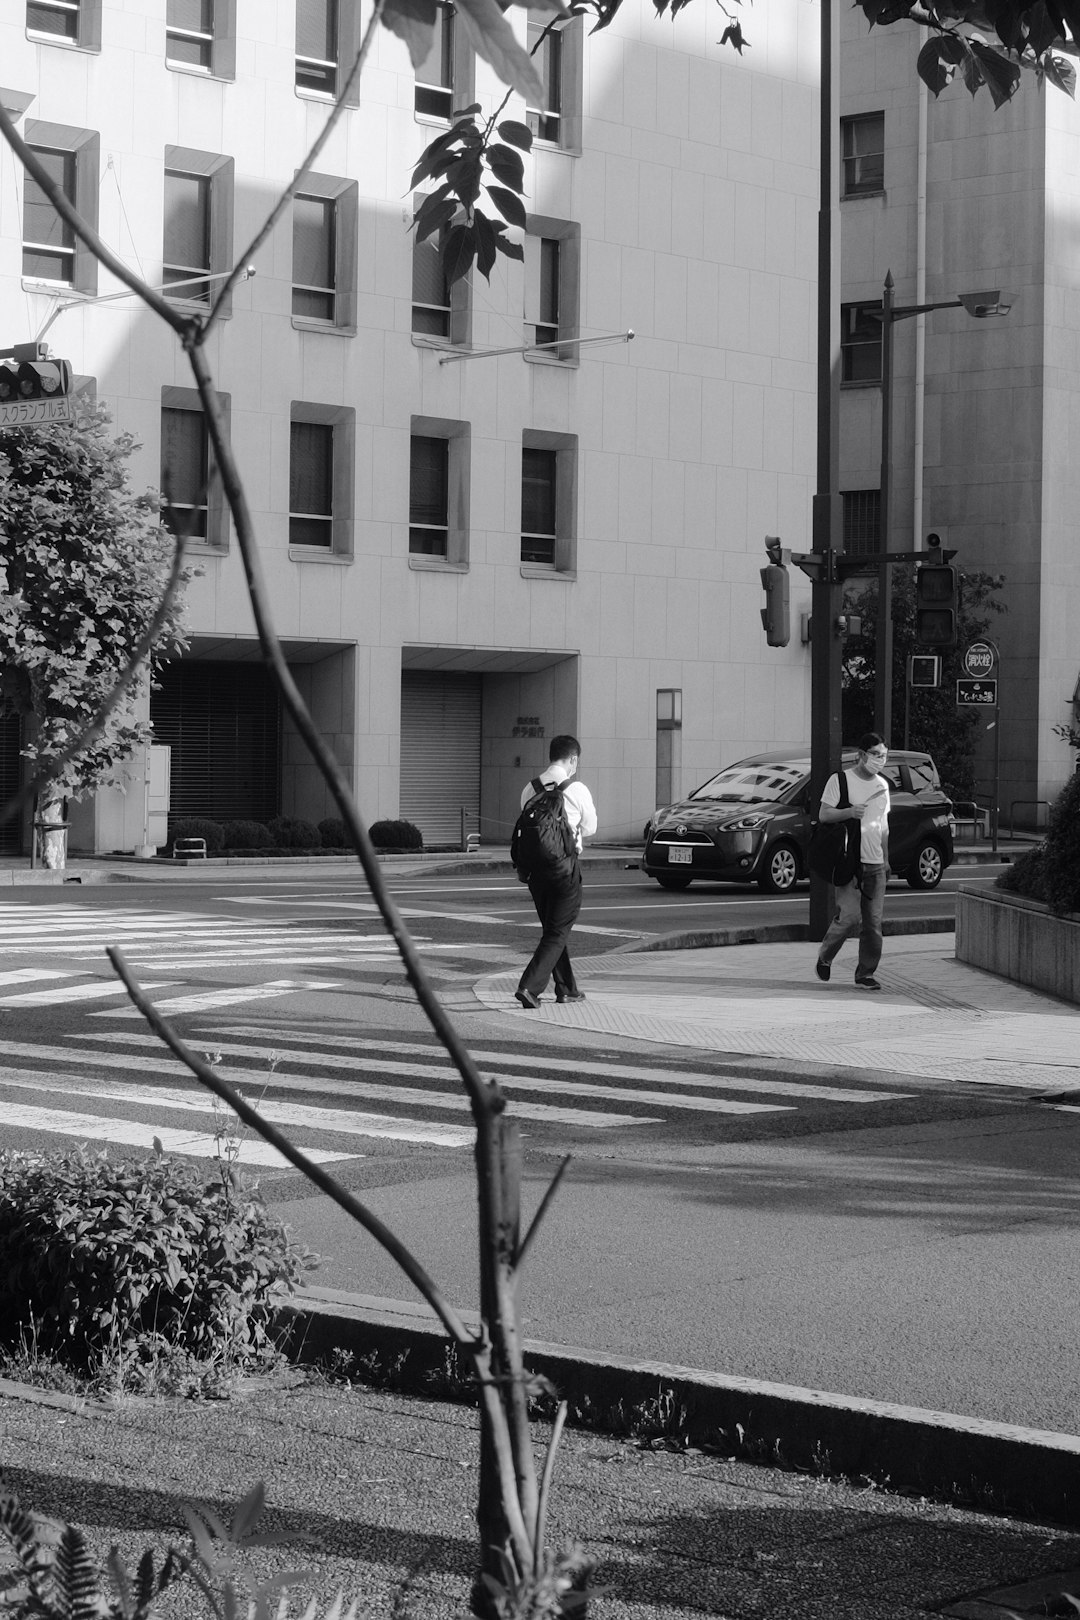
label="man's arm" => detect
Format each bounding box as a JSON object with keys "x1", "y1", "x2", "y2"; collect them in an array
[
  {"x1": 818, "y1": 774, "x2": 864, "y2": 826},
  {"x1": 570, "y1": 782, "x2": 598, "y2": 840}
]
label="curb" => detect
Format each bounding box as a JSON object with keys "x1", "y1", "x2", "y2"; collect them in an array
[
  {"x1": 615, "y1": 915, "x2": 956, "y2": 952},
  {"x1": 276, "y1": 1291, "x2": 1080, "y2": 1527}
]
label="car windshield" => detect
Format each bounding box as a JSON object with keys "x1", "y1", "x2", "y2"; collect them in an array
[{"x1": 689, "y1": 763, "x2": 807, "y2": 804}]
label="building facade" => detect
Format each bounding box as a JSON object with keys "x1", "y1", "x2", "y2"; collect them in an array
[
  {"x1": 839, "y1": 7, "x2": 1080, "y2": 821},
  {"x1": 0, "y1": 0, "x2": 820, "y2": 856}
]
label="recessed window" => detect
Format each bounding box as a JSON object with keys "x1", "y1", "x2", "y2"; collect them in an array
[
  {"x1": 842, "y1": 112, "x2": 885, "y2": 199},
  {"x1": 415, "y1": 3, "x2": 454, "y2": 117},
  {"x1": 22, "y1": 123, "x2": 99, "y2": 293},
  {"x1": 163, "y1": 148, "x2": 234, "y2": 310},
  {"x1": 160, "y1": 388, "x2": 230, "y2": 549},
  {"x1": 521, "y1": 431, "x2": 576, "y2": 572},
  {"x1": 525, "y1": 216, "x2": 579, "y2": 361},
  {"x1": 288, "y1": 403, "x2": 355, "y2": 556},
  {"x1": 409, "y1": 435, "x2": 449, "y2": 557},
  {"x1": 23, "y1": 148, "x2": 75, "y2": 285},
  {"x1": 522, "y1": 447, "x2": 557, "y2": 566},
  {"x1": 293, "y1": 194, "x2": 335, "y2": 321},
  {"x1": 295, "y1": 0, "x2": 362, "y2": 104},
  {"x1": 26, "y1": 0, "x2": 100, "y2": 47},
  {"x1": 841, "y1": 301, "x2": 882, "y2": 383},
  {"x1": 290, "y1": 420, "x2": 334, "y2": 548},
  {"x1": 412, "y1": 223, "x2": 450, "y2": 338},
  {"x1": 166, "y1": 0, "x2": 212, "y2": 68},
  {"x1": 526, "y1": 17, "x2": 561, "y2": 143}
]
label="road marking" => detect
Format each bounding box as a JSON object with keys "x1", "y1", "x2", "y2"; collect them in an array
[
  {"x1": 0, "y1": 1068, "x2": 472, "y2": 1148},
  {"x1": 23, "y1": 1035, "x2": 654, "y2": 1127},
  {"x1": 0, "y1": 969, "x2": 74, "y2": 986},
  {"x1": 213, "y1": 1026, "x2": 912, "y2": 1104},
  {"x1": 0, "y1": 1103, "x2": 349, "y2": 1165},
  {"x1": 0, "y1": 980, "x2": 175, "y2": 1006},
  {"x1": 97, "y1": 980, "x2": 341, "y2": 1016}
]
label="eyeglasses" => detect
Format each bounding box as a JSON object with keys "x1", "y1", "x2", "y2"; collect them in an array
[{"x1": 864, "y1": 747, "x2": 888, "y2": 759}]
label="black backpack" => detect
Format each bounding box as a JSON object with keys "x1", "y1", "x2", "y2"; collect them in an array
[
  {"x1": 510, "y1": 778, "x2": 576, "y2": 882},
  {"x1": 807, "y1": 770, "x2": 860, "y2": 885}
]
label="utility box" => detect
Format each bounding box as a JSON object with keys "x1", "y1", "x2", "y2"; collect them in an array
[{"x1": 138, "y1": 744, "x2": 171, "y2": 856}]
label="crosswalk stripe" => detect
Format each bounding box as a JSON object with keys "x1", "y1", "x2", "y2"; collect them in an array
[
  {"x1": 0, "y1": 981, "x2": 176, "y2": 1007},
  {"x1": 0, "y1": 1037, "x2": 656, "y2": 1128},
  {"x1": 0, "y1": 969, "x2": 74, "y2": 987},
  {"x1": 72, "y1": 1032, "x2": 784, "y2": 1116},
  {"x1": 213, "y1": 1026, "x2": 911, "y2": 1105},
  {"x1": 1, "y1": 1103, "x2": 349, "y2": 1166},
  {"x1": 0, "y1": 1068, "x2": 473, "y2": 1148},
  {"x1": 98, "y1": 980, "x2": 341, "y2": 1016}
]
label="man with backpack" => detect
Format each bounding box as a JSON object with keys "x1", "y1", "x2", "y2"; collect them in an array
[
  {"x1": 813, "y1": 732, "x2": 892, "y2": 990},
  {"x1": 512, "y1": 734, "x2": 597, "y2": 1009}
]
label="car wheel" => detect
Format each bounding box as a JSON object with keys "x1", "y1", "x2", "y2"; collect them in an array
[
  {"x1": 906, "y1": 840, "x2": 945, "y2": 890},
  {"x1": 655, "y1": 873, "x2": 692, "y2": 890},
  {"x1": 757, "y1": 841, "x2": 800, "y2": 894}
]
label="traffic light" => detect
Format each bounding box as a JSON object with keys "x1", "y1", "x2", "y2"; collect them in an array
[
  {"x1": 760, "y1": 536, "x2": 790, "y2": 648},
  {"x1": 915, "y1": 533, "x2": 958, "y2": 647},
  {"x1": 0, "y1": 356, "x2": 71, "y2": 403}
]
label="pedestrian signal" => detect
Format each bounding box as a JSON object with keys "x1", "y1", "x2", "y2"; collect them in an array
[
  {"x1": 0, "y1": 358, "x2": 72, "y2": 403},
  {"x1": 915, "y1": 563, "x2": 958, "y2": 647}
]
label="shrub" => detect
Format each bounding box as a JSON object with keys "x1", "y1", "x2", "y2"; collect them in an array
[
  {"x1": 369, "y1": 818, "x2": 423, "y2": 851},
  {"x1": 267, "y1": 816, "x2": 321, "y2": 849},
  {"x1": 319, "y1": 817, "x2": 348, "y2": 848},
  {"x1": 167, "y1": 816, "x2": 224, "y2": 854},
  {"x1": 0, "y1": 1146, "x2": 315, "y2": 1371},
  {"x1": 221, "y1": 818, "x2": 272, "y2": 848},
  {"x1": 996, "y1": 772, "x2": 1080, "y2": 915}
]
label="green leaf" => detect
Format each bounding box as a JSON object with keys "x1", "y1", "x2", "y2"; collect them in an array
[
  {"x1": 969, "y1": 38, "x2": 1022, "y2": 104},
  {"x1": 380, "y1": 0, "x2": 439, "y2": 68},
  {"x1": 497, "y1": 120, "x2": 535, "y2": 153},
  {"x1": 485, "y1": 184, "x2": 528, "y2": 228},
  {"x1": 454, "y1": 0, "x2": 545, "y2": 101},
  {"x1": 441, "y1": 223, "x2": 478, "y2": 286},
  {"x1": 916, "y1": 31, "x2": 968, "y2": 94},
  {"x1": 498, "y1": 236, "x2": 525, "y2": 263},
  {"x1": 487, "y1": 142, "x2": 527, "y2": 189},
  {"x1": 1042, "y1": 50, "x2": 1077, "y2": 94},
  {"x1": 445, "y1": 154, "x2": 484, "y2": 208},
  {"x1": 474, "y1": 211, "x2": 499, "y2": 278}
]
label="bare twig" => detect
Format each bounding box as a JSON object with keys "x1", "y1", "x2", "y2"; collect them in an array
[
  {"x1": 535, "y1": 1401, "x2": 569, "y2": 1561},
  {"x1": 516, "y1": 1156, "x2": 571, "y2": 1272}
]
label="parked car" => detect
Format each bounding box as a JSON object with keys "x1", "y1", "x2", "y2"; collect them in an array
[{"x1": 643, "y1": 748, "x2": 955, "y2": 893}]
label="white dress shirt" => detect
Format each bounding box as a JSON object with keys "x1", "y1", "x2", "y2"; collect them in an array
[{"x1": 521, "y1": 763, "x2": 598, "y2": 853}]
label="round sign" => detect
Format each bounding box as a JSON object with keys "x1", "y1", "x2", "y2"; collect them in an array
[{"x1": 963, "y1": 640, "x2": 997, "y2": 677}]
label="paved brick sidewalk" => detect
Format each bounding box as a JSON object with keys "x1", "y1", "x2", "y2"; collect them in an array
[{"x1": 475, "y1": 934, "x2": 1080, "y2": 1093}]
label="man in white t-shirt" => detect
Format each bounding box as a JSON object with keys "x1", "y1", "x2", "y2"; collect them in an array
[
  {"x1": 814, "y1": 732, "x2": 891, "y2": 990},
  {"x1": 515, "y1": 734, "x2": 598, "y2": 1009}
]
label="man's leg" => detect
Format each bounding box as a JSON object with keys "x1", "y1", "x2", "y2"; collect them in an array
[
  {"x1": 856, "y1": 864, "x2": 887, "y2": 978},
  {"x1": 518, "y1": 868, "x2": 582, "y2": 998},
  {"x1": 817, "y1": 879, "x2": 863, "y2": 968}
]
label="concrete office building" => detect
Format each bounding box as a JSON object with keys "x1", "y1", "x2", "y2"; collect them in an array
[
  {"x1": 0, "y1": 0, "x2": 819, "y2": 857},
  {"x1": 838, "y1": 6, "x2": 1080, "y2": 822}
]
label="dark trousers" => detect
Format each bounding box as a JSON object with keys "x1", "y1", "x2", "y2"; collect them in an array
[{"x1": 518, "y1": 864, "x2": 582, "y2": 998}]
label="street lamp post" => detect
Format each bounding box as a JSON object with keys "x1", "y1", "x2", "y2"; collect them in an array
[{"x1": 873, "y1": 272, "x2": 1013, "y2": 740}]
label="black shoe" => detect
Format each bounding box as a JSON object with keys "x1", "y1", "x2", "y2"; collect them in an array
[
  {"x1": 556, "y1": 990, "x2": 586, "y2": 1003},
  {"x1": 515, "y1": 989, "x2": 541, "y2": 1009},
  {"x1": 855, "y1": 975, "x2": 883, "y2": 991},
  {"x1": 814, "y1": 960, "x2": 831, "y2": 982}
]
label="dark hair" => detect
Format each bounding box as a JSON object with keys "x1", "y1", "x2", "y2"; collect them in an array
[
  {"x1": 857, "y1": 731, "x2": 887, "y2": 753},
  {"x1": 549, "y1": 734, "x2": 581, "y2": 762}
]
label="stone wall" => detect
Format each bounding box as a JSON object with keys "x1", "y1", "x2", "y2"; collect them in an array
[{"x1": 955, "y1": 887, "x2": 1080, "y2": 1007}]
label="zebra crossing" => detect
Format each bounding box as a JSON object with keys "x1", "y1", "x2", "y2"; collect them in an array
[{"x1": 0, "y1": 900, "x2": 918, "y2": 1168}]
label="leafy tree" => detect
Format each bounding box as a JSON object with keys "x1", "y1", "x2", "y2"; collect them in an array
[
  {"x1": 840, "y1": 567, "x2": 1005, "y2": 799},
  {"x1": 858, "y1": 0, "x2": 1077, "y2": 106},
  {"x1": 0, "y1": 406, "x2": 188, "y2": 867}
]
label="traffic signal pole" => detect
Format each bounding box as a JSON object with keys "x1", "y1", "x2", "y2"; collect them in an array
[{"x1": 808, "y1": 0, "x2": 844, "y2": 942}]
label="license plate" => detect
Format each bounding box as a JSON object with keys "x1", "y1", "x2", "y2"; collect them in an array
[{"x1": 669, "y1": 846, "x2": 692, "y2": 865}]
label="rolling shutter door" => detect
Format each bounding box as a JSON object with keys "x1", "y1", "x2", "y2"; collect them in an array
[
  {"x1": 0, "y1": 712, "x2": 22, "y2": 853},
  {"x1": 400, "y1": 671, "x2": 481, "y2": 846},
  {"x1": 150, "y1": 662, "x2": 281, "y2": 823}
]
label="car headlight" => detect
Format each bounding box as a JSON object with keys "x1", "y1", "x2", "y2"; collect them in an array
[{"x1": 718, "y1": 813, "x2": 771, "y2": 832}]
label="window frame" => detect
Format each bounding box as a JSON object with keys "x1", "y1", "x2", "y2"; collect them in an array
[
  {"x1": 165, "y1": 0, "x2": 237, "y2": 80},
  {"x1": 414, "y1": 2, "x2": 475, "y2": 124},
  {"x1": 288, "y1": 401, "x2": 355, "y2": 560},
  {"x1": 163, "y1": 146, "x2": 234, "y2": 314},
  {"x1": 411, "y1": 191, "x2": 470, "y2": 347},
  {"x1": 524, "y1": 215, "x2": 580, "y2": 363},
  {"x1": 520, "y1": 429, "x2": 576, "y2": 576},
  {"x1": 291, "y1": 173, "x2": 358, "y2": 332},
  {"x1": 22, "y1": 121, "x2": 100, "y2": 294},
  {"x1": 841, "y1": 111, "x2": 885, "y2": 200},
  {"x1": 840, "y1": 300, "x2": 883, "y2": 385},
  {"x1": 26, "y1": 0, "x2": 101, "y2": 51},
  {"x1": 408, "y1": 416, "x2": 471, "y2": 570},
  {"x1": 160, "y1": 386, "x2": 231, "y2": 551},
  {"x1": 525, "y1": 13, "x2": 581, "y2": 151},
  {"x1": 295, "y1": 0, "x2": 363, "y2": 107}
]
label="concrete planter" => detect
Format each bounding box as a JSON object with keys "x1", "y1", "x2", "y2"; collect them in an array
[{"x1": 955, "y1": 885, "x2": 1080, "y2": 1006}]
